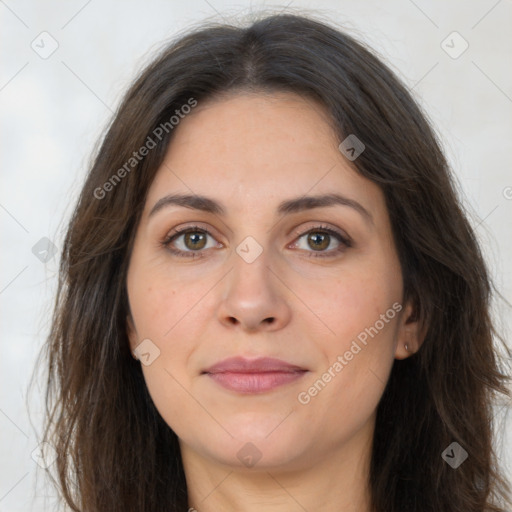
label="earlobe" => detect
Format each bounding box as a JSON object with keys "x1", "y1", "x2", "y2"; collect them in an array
[
  {"x1": 395, "y1": 341, "x2": 413, "y2": 360},
  {"x1": 394, "y1": 299, "x2": 425, "y2": 360},
  {"x1": 126, "y1": 314, "x2": 139, "y2": 359}
]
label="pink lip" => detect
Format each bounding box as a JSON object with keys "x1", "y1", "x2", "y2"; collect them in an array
[{"x1": 203, "y1": 357, "x2": 308, "y2": 394}]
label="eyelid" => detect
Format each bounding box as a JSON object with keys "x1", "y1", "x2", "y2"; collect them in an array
[
  {"x1": 290, "y1": 223, "x2": 351, "y2": 244},
  {"x1": 163, "y1": 223, "x2": 219, "y2": 242}
]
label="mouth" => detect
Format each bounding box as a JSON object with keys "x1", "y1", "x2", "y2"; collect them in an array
[{"x1": 202, "y1": 356, "x2": 309, "y2": 394}]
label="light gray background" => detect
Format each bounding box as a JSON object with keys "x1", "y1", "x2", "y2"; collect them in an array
[{"x1": 1, "y1": 1, "x2": 511, "y2": 510}]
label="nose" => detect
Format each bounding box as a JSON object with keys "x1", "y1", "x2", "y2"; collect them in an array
[{"x1": 215, "y1": 249, "x2": 292, "y2": 333}]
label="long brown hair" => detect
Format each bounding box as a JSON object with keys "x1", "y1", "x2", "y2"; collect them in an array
[{"x1": 32, "y1": 12, "x2": 511, "y2": 512}]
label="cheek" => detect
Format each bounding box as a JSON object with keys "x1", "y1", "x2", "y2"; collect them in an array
[
  {"x1": 307, "y1": 267, "x2": 399, "y2": 350},
  {"x1": 128, "y1": 264, "x2": 223, "y2": 389},
  {"x1": 298, "y1": 265, "x2": 400, "y2": 410},
  {"x1": 130, "y1": 274, "x2": 209, "y2": 434},
  {"x1": 129, "y1": 265, "x2": 203, "y2": 339}
]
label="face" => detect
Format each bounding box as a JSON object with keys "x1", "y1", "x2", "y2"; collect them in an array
[{"x1": 126, "y1": 91, "x2": 420, "y2": 472}]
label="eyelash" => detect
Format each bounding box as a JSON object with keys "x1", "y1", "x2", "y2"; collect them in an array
[{"x1": 160, "y1": 224, "x2": 352, "y2": 259}]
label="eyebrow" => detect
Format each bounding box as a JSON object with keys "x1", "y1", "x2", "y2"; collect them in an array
[{"x1": 148, "y1": 192, "x2": 373, "y2": 225}]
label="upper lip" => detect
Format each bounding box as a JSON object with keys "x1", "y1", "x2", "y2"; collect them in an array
[{"x1": 203, "y1": 356, "x2": 307, "y2": 374}]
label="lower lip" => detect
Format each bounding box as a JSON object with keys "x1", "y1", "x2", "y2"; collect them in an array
[{"x1": 206, "y1": 371, "x2": 307, "y2": 393}]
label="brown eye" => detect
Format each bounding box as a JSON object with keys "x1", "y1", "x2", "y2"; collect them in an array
[
  {"x1": 162, "y1": 226, "x2": 220, "y2": 258},
  {"x1": 182, "y1": 231, "x2": 207, "y2": 250},
  {"x1": 293, "y1": 225, "x2": 351, "y2": 258},
  {"x1": 306, "y1": 232, "x2": 331, "y2": 251}
]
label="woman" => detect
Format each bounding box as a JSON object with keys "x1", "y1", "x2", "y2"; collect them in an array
[{"x1": 37, "y1": 12, "x2": 511, "y2": 512}]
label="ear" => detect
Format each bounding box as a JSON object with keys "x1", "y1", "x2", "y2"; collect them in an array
[
  {"x1": 394, "y1": 298, "x2": 425, "y2": 360},
  {"x1": 126, "y1": 313, "x2": 139, "y2": 358}
]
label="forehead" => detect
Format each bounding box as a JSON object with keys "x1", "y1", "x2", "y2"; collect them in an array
[{"x1": 143, "y1": 92, "x2": 385, "y2": 223}]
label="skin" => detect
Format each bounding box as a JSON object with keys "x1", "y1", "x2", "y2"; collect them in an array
[{"x1": 126, "y1": 91, "x2": 423, "y2": 512}]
